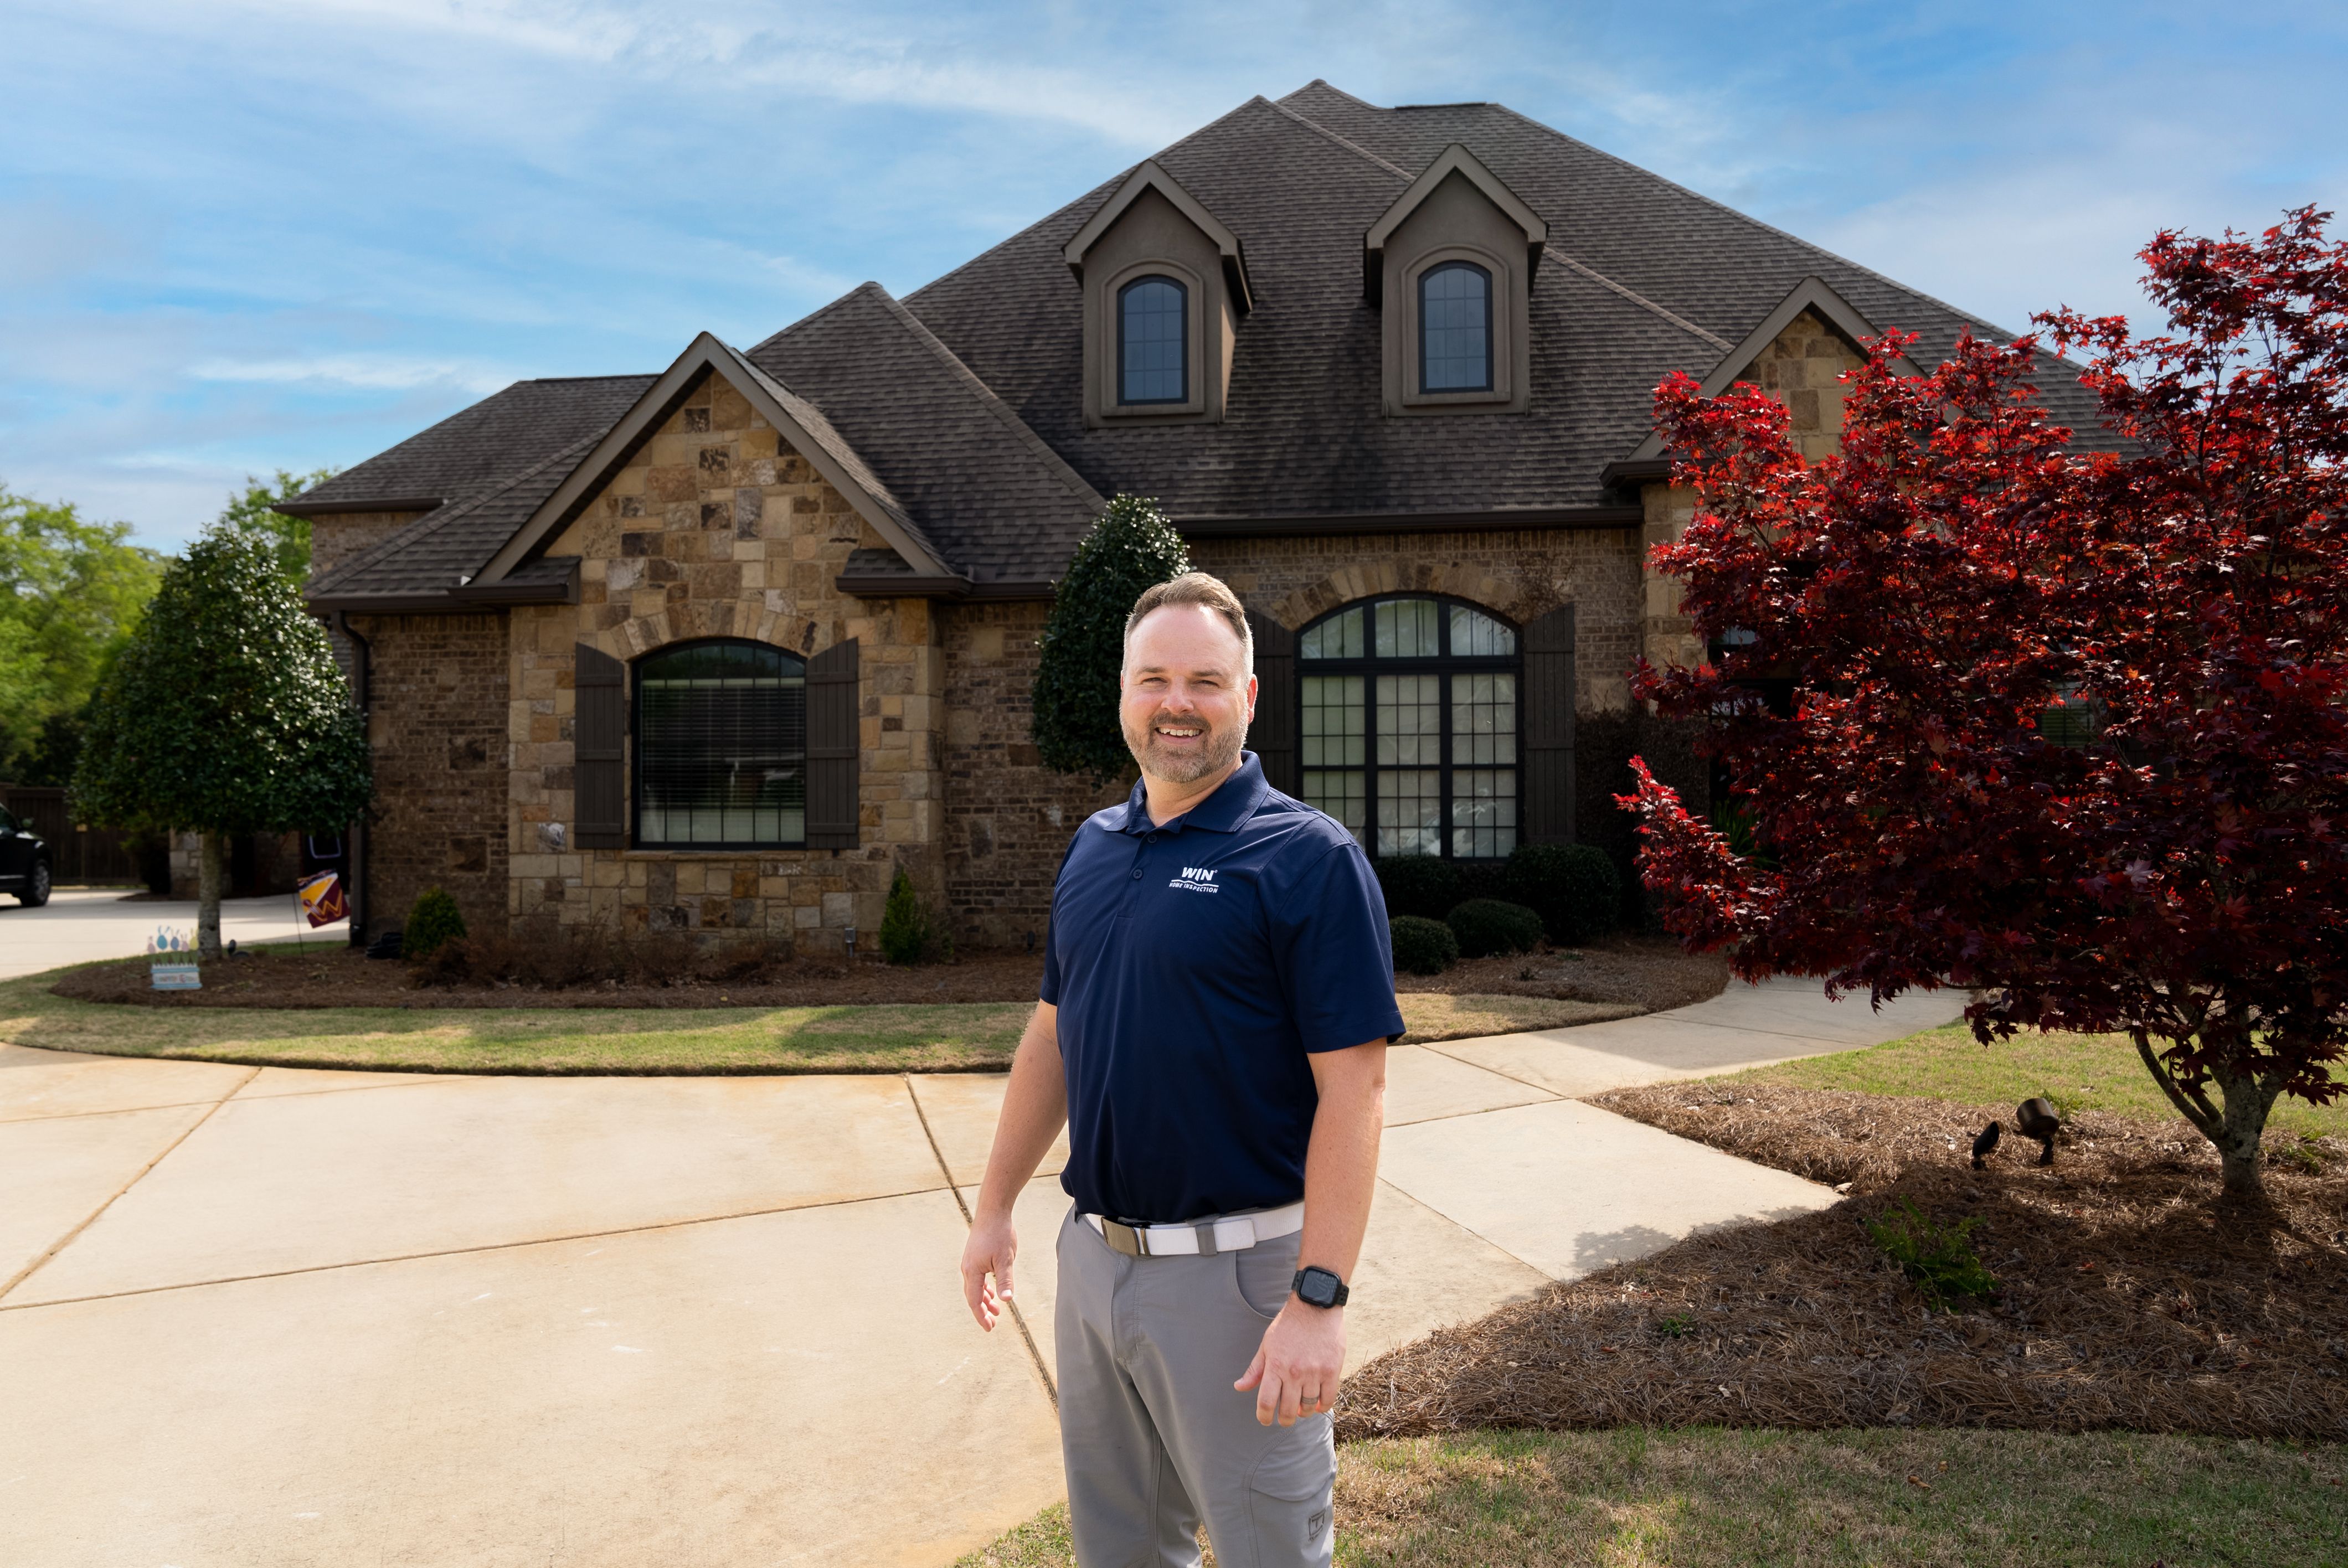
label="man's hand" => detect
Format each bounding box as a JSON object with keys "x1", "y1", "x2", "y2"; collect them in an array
[
  {"x1": 960, "y1": 1211, "x2": 1018, "y2": 1332},
  {"x1": 1234, "y1": 1299, "x2": 1345, "y2": 1426}
]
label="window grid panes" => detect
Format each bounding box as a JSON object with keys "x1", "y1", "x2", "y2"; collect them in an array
[
  {"x1": 635, "y1": 640, "x2": 807, "y2": 847},
  {"x1": 1119, "y1": 276, "x2": 1187, "y2": 404},
  {"x1": 1420, "y1": 262, "x2": 1492, "y2": 393},
  {"x1": 1295, "y1": 596, "x2": 1521, "y2": 860}
]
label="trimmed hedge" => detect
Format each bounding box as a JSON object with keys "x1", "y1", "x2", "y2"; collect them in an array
[
  {"x1": 1373, "y1": 855, "x2": 1506, "y2": 921},
  {"x1": 1446, "y1": 898, "x2": 1546, "y2": 959},
  {"x1": 403, "y1": 886, "x2": 467, "y2": 962},
  {"x1": 1502, "y1": 842, "x2": 1622, "y2": 946},
  {"x1": 1389, "y1": 915, "x2": 1460, "y2": 976}
]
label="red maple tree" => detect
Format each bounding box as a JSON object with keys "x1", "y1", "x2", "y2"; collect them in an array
[{"x1": 1620, "y1": 209, "x2": 2348, "y2": 1196}]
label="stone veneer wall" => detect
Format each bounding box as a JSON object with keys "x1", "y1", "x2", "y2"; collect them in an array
[
  {"x1": 500, "y1": 370, "x2": 945, "y2": 951},
  {"x1": 939, "y1": 600, "x2": 1126, "y2": 947},
  {"x1": 344, "y1": 611, "x2": 512, "y2": 939}
]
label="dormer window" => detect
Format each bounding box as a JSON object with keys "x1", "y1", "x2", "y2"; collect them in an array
[
  {"x1": 1419, "y1": 262, "x2": 1491, "y2": 393},
  {"x1": 1119, "y1": 276, "x2": 1188, "y2": 404}
]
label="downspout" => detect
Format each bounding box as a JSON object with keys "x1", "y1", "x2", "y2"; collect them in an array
[{"x1": 333, "y1": 611, "x2": 373, "y2": 948}]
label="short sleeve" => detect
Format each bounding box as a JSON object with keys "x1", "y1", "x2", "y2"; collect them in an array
[
  {"x1": 1038, "y1": 830, "x2": 1084, "y2": 1006},
  {"x1": 1270, "y1": 837, "x2": 1407, "y2": 1051}
]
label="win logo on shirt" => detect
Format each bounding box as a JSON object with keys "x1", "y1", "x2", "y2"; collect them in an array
[{"x1": 1168, "y1": 866, "x2": 1221, "y2": 894}]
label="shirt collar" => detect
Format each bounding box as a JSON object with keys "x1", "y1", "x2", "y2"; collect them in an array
[{"x1": 1118, "y1": 752, "x2": 1270, "y2": 836}]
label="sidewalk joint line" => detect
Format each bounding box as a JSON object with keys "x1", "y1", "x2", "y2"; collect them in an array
[
  {"x1": 0, "y1": 1181, "x2": 951, "y2": 1314},
  {"x1": 905, "y1": 1074, "x2": 1056, "y2": 1411},
  {"x1": 0, "y1": 1065, "x2": 260, "y2": 1304}
]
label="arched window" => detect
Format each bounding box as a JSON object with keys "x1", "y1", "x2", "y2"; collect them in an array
[
  {"x1": 1419, "y1": 261, "x2": 1492, "y2": 393},
  {"x1": 634, "y1": 639, "x2": 807, "y2": 848},
  {"x1": 1118, "y1": 275, "x2": 1188, "y2": 404},
  {"x1": 1299, "y1": 596, "x2": 1520, "y2": 859}
]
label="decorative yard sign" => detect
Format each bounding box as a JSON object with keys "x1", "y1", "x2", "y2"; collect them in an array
[
  {"x1": 148, "y1": 926, "x2": 200, "y2": 990},
  {"x1": 298, "y1": 869, "x2": 347, "y2": 927}
]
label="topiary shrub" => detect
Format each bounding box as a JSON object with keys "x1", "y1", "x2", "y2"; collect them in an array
[
  {"x1": 403, "y1": 886, "x2": 467, "y2": 962},
  {"x1": 1445, "y1": 898, "x2": 1546, "y2": 959},
  {"x1": 1373, "y1": 855, "x2": 1465, "y2": 921},
  {"x1": 1503, "y1": 842, "x2": 1622, "y2": 946},
  {"x1": 1389, "y1": 914, "x2": 1459, "y2": 976},
  {"x1": 1031, "y1": 494, "x2": 1191, "y2": 783},
  {"x1": 880, "y1": 869, "x2": 946, "y2": 965}
]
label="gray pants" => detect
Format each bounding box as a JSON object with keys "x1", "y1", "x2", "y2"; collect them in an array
[{"x1": 1054, "y1": 1205, "x2": 1336, "y2": 1568}]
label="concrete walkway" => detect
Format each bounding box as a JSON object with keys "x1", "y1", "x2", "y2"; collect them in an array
[
  {"x1": 0, "y1": 887, "x2": 348, "y2": 980},
  {"x1": 0, "y1": 976, "x2": 1961, "y2": 1567}
]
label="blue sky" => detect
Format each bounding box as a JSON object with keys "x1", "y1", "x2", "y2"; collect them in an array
[{"x1": 4, "y1": 0, "x2": 2342, "y2": 552}]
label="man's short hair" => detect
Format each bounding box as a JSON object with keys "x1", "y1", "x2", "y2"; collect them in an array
[{"x1": 1124, "y1": 572, "x2": 1255, "y2": 678}]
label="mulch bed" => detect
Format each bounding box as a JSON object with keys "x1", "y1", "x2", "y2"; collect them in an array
[
  {"x1": 1338, "y1": 1084, "x2": 2348, "y2": 1442},
  {"x1": 52, "y1": 933, "x2": 1723, "y2": 1014}
]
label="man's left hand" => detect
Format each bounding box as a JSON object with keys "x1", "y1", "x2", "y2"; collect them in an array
[{"x1": 1234, "y1": 1298, "x2": 1346, "y2": 1426}]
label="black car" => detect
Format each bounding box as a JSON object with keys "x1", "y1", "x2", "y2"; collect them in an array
[{"x1": 0, "y1": 806, "x2": 52, "y2": 906}]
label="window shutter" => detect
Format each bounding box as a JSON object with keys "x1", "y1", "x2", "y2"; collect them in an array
[
  {"x1": 1522, "y1": 605, "x2": 1576, "y2": 843},
  {"x1": 575, "y1": 644, "x2": 626, "y2": 849},
  {"x1": 1247, "y1": 609, "x2": 1297, "y2": 795},
  {"x1": 805, "y1": 637, "x2": 861, "y2": 849}
]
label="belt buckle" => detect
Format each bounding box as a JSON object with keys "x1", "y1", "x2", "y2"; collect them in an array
[{"x1": 1100, "y1": 1219, "x2": 1145, "y2": 1257}]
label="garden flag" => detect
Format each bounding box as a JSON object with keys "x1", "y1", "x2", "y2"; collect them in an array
[{"x1": 298, "y1": 869, "x2": 347, "y2": 927}]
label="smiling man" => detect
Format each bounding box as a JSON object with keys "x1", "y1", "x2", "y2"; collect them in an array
[{"x1": 960, "y1": 571, "x2": 1401, "y2": 1568}]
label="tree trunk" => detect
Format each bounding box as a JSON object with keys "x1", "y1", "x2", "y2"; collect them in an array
[
  {"x1": 2213, "y1": 1066, "x2": 2284, "y2": 1199},
  {"x1": 197, "y1": 831, "x2": 226, "y2": 961}
]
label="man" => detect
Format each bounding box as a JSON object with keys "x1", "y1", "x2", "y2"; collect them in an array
[{"x1": 959, "y1": 571, "x2": 1402, "y2": 1568}]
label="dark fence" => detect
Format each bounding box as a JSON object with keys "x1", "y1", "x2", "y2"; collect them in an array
[{"x1": 0, "y1": 787, "x2": 156, "y2": 887}]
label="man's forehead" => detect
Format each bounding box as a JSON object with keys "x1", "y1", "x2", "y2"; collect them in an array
[{"x1": 1127, "y1": 603, "x2": 1245, "y2": 666}]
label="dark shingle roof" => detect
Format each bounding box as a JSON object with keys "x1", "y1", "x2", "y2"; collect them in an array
[{"x1": 304, "y1": 82, "x2": 2119, "y2": 599}]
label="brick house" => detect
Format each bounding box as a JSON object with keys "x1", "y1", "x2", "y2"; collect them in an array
[{"x1": 287, "y1": 81, "x2": 2100, "y2": 951}]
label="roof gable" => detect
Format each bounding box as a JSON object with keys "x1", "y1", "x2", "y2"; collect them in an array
[
  {"x1": 1061, "y1": 159, "x2": 1253, "y2": 313},
  {"x1": 1362, "y1": 142, "x2": 1547, "y2": 305}
]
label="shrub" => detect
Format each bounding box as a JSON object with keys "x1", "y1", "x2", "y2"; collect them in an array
[
  {"x1": 1866, "y1": 1199, "x2": 1998, "y2": 1312},
  {"x1": 1389, "y1": 915, "x2": 1459, "y2": 976},
  {"x1": 880, "y1": 869, "x2": 946, "y2": 965},
  {"x1": 1445, "y1": 898, "x2": 1546, "y2": 959},
  {"x1": 1503, "y1": 842, "x2": 1621, "y2": 945},
  {"x1": 1374, "y1": 855, "x2": 1464, "y2": 921},
  {"x1": 403, "y1": 886, "x2": 467, "y2": 962},
  {"x1": 1031, "y1": 494, "x2": 1191, "y2": 783}
]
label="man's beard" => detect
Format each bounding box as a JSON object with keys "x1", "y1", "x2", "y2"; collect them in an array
[{"x1": 1122, "y1": 707, "x2": 1248, "y2": 785}]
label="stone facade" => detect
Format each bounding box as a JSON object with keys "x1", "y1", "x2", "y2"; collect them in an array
[{"x1": 487, "y1": 369, "x2": 946, "y2": 952}]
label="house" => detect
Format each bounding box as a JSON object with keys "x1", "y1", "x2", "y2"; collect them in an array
[{"x1": 285, "y1": 80, "x2": 2103, "y2": 950}]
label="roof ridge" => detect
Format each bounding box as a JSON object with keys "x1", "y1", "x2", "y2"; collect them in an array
[
  {"x1": 517, "y1": 373, "x2": 658, "y2": 386},
  {"x1": 1277, "y1": 79, "x2": 1383, "y2": 113},
  {"x1": 1261, "y1": 96, "x2": 1413, "y2": 181},
  {"x1": 747, "y1": 279, "x2": 893, "y2": 359},
  {"x1": 1550, "y1": 253, "x2": 1732, "y2": 351},
  {"x1": 872, "y1": 288, "x2": 1106, "y2": 517},
  {"x1": 1486, "y1": 101, "x2": 2028, "y2": 344},
  {"x1": 904, "y1": 94, "x2": 1289, "y2": 310},
  {"x1": 308, "y1": 431, "x2": 598, "y2": 595}
]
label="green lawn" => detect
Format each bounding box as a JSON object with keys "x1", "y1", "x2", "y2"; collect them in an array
[
  {"x1": 0, "y1": 962, "x2": 1614, "y2": 1075},
  {"x1": 960, "y1": 1428, "x2": 2345, "y2": 1567},
  {"x1": 1728, "y1": 1019, "x2": 2348, "y2": 1139}
]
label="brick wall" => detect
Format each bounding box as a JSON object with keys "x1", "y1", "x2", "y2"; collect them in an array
[
  {"x1": 346, "y1": 611, "x2": 511, "y2": 940},
  {"x1": 308, "y1": 509, "x2": 431, "y2": 582}
]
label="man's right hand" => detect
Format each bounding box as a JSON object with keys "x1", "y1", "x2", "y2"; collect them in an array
[{"x1": 960, "y1": 1211, "x2": 1018, "y2": 1332}]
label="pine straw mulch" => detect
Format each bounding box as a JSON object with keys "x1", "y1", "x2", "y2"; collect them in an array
[
  {"x1": 1338, "y1": 1084, "x2": 2348, "y2": 1444},
  {"x1": 53, "y1": 932, "x2": 1723, "y2": 1014}
]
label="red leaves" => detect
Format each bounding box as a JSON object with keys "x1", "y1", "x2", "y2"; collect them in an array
[{"x1": 1627, "y1": 211, "x2": 2348, "y2": 1107}]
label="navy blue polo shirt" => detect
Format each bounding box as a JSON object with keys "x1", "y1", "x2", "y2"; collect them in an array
[{"x1": 1039, "y1": 751, "x2": 1405, "y2": 1224}]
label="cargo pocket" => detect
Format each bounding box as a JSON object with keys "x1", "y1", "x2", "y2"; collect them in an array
[{"x1": 1247, "y1": 1422, "x2": 1335, "y2": 1568}]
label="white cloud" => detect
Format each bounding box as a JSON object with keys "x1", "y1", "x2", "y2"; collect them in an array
[{"x1": 186, "y1": 354, "x2": 518, "y2": 395}]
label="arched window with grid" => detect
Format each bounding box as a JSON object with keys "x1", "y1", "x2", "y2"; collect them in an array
[
  {"x1": 1118, "y1": 275, "x2": 1188, "y2": 404},
  {"x1": 1297, "y1": 596, "x2": 1520, "y2": 859}
]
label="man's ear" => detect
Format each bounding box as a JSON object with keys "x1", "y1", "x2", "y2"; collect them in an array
[{"x1": 1245, "y1": 672, "x2": 1259, "y2": 721}]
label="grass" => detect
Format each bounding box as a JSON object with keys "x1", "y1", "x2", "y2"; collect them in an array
[
  {"x1": 0, "y1": 961, "x2": 1609, "y2": 1075},
  {"x1": 958, "y1": 1428, "x2": 2347, "y2": 1566},
  {"x1": 1730, "y1": 1019, "x2": 2348, "y2": 1140}
]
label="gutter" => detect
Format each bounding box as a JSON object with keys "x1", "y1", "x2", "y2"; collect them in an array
[
  {"x1": 1597, "y1": 458, "x2": 1674, "y2": 489},
  {"x1": 832, "y1": 572, "x2": 1055, "y2": 602},
  {"x1": 1172, "y1": 506, "x2": 1642, "y2": 539},
  {"x1": 274, "y1": 495, "x2": 444, "y2": 520}
]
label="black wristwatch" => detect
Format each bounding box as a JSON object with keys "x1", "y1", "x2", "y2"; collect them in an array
[{"x1": 1291, "y1": 1266, "x2": 1350, "y2": 1309}]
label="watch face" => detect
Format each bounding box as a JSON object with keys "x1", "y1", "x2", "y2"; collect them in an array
[{"x1": 1296, "y1": 1267, "x2": 1340, "y2": 1307}]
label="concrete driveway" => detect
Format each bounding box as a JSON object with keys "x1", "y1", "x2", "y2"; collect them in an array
[
  {"x1": 1, "y1": 888, "x2": 348, "y2": 980},
  {"x1": 0, "y1": 976, "x2": 1961, "y2": 1567}
]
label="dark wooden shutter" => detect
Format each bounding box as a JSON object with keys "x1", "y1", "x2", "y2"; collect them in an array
[
  {"x1": 805, "y1": 637, "x2": 861, "y2": 849},
  {"x1": 1522, "y1": 605, "x2": 1577, "y2": 843},
  {"x1": 575, "y1": 644, "x2": 626, "y2": 849},
  {"x1": 1248, "y1": 609, "x2": 1297, "y2": 795}
]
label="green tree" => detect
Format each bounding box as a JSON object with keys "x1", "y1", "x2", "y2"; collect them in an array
[
  {"x1": 220, "y1": 468, "x2": 336, "y2": 587},
  {"x1": 73, "y1": 525, "x2": 371, "y2": 957},
  {"x1": 0, "y1": 487, "x2": 166, "y2": 783},
  {"x1": 1031, "y1": 494, "x2": 1191, "y2": 783}
]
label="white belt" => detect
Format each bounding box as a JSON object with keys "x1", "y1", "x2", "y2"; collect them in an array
[{"x1": 1084, "y1": 1201, "x2": 1304, "y2": 1258}]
